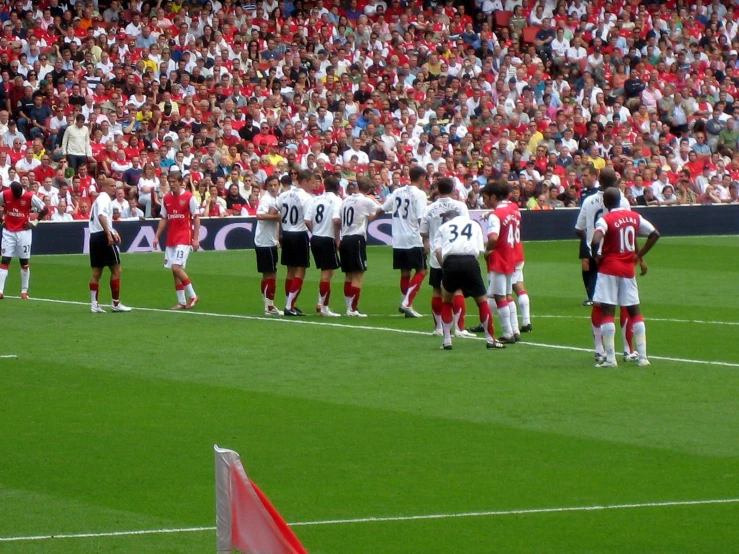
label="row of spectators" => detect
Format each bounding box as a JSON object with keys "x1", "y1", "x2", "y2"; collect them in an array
[{"x1": 0, "y1": 0, "x2": 738, "y2": 227}]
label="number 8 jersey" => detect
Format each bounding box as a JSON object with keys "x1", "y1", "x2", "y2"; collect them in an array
[
  {"x1": 595, "y1": 208, "x2": 655, "y2": 278},
  {"x1": 486, "y1": 201, "x2": 520, "y2": 275}
]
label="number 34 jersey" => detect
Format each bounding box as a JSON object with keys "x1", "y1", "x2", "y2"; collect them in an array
[
  {"x1": 433, "y1": 215, "x2": 486, "y2": 261},
  {"x1": 595, "y1": 208, "x2": 655, "y2": 279},
  {"x1": 381, "y1": 185, "x2": 428, "y2": 249},
  {"x1": 486, "y1": 201, "x2": 520, "y2": 275}
]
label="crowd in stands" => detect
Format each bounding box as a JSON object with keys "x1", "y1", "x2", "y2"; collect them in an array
[{"x1": 1, "y1": 0, "x2": 739, "y2": 226}]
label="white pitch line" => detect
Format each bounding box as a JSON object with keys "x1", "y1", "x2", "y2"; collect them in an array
[
  {"x1": 0, "y1": 354, "x2": 18, "y2": 358},
  {"x1": 8, "y1": 296, "x2": 739, "y2": 368},
  {"x1": 533, "y1": 314, "x2": 739, "y2": 326},
  {"x1": 1, "y1": 497, "x2": 738, "y2": 542}
]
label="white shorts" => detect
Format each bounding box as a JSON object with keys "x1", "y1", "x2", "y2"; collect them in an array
[
  {"x1": 487, "y1": 271, "x2": 513, "y2": 297},
  {"x1": 593, "y1": 273, "x2": 640, "y2": 307},
  {"x1": 512, "y1": 261, "x2": 524, "y2": 284},
  {"x1": 164, "y1": 245, "x2": 192, "y2": 269},
  {"x1": 1, "y1": 229, "x2": 32, "y2": 259}
]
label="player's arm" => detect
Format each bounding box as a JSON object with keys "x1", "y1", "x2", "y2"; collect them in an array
[
  {"x1": 485, "y1": 214, "x2": 501, "y2": 253},
  {"x1": 590, "y1": 228, "x2": 605, "y2": 264},
  {"x1": 634, "y1": 219, "x2": 659, "y2": 265},
  {"x1": 153, "y1": 214, "x2": 168, "y2": 250},
  {"x1": 432, "y1": 228, "x2": 443, "y2": 266},
  {"x1": 190, "y1": 196, "x2": 201, "y2": 250},
  {"x1": 574, "y1": 204, "x2": 587, "y2": 239},
  {"x1": 332, "y1": 202, "x2": 341, "y2": 246},
  {"x1": 98, "y1": 212, "x2": 115, "y2": 245},
  {"x1": 377, "y1": 191, "x2": 393, "y2": 215},
  {"x1": 366, "y1": 196, "x2": 382, "y2": 221}
]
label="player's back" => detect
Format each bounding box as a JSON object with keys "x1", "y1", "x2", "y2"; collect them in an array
[
  {"x1": 576, "y1": 190, "x2": 630, "y2": 244},
  {"x1": 89, "y1": 191, "x2": 113, "y2": 233},
  {"x1": 340, "y1": 193, "x2": 376, "y2": 237},
  {"x1": 308, "y1": 192, "x2": 341, "y2": 238},
  {"x1": 278, "y1": 188, "x2": 310, "y2": 233},
  {"x1": 508, "y1": 202, "x2": 525, "y2": 264},
  {"x1": 435, "y1": 215, "x2": 485, "y2": 261},
  {"x1": 3, "y1": 190, "x2": 35, "y2": 232},
  {"x1": 255, "y1": 193, "x2": 279, "y2": 247},
  {"x1": 598, "y1": 209, "x2": 653, "y2": 278},
  {"x1": 383, "y1": 185, "x2": 427, "y2": 248},
  {"x1": 487, "y1": 202, "x2": 518, "y2": 274},
  {"x1": 421, "y1": 197, "x2": 468, "y2": 267}
]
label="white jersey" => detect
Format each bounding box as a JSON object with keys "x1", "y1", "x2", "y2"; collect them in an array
[
  {"x1": 381, "y1": 185, "x2": 428, "y2": 248},
  {"x1": 305, "y1": 192, "x2": 342, "y2": 239},
  {"x1": 89, "y1": 191, "x2": 115, "y2": 234},
  {"x1": 575, "y1": 190, "x2": 631, "y2": 246},
  {"x1": 340, "y1": 193, "x2": 378, "y2": 238},
  {"x1": 277, "y1": 187, "x2": 313, "y2": 233},
  {"x1": 420, "y1": 197, "x2": 469, "y2": 269},
  {"x1": 433, "y1": 215, "x2": 486, "y2": 262},
  {"x1": 254, "y1": 192, "x2": 279, "y2": 247}
]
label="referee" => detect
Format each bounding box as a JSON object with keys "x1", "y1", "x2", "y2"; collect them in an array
[{"x1": 88, "y1": 177, "x2": 130, "y2": 313}]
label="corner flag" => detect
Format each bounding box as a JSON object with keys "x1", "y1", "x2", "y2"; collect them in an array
[{"x1": 215, "y1": 446, "x2": 308, "y2": 554}]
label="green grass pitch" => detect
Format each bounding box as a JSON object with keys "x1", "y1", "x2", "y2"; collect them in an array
[{"x1": 0, "y1": 236, "x2": 738, "y2": 553}]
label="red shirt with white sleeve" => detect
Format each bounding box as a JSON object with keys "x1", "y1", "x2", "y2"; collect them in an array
[
  {"x1": 160, "y1": 190, "x2": 200, "y2": 247},
  {"x1": 1, "y1": 189, "x2": 45, "y2": 231},
  {"x1": 485, "y1": 201, "x2": 520, "y2": 274},
  {"x1": 595, "y1": 208, "x2": 656, "y2": 278}
]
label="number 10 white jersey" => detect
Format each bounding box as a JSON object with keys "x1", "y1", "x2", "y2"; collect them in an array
[{"x1": 340, "y1": 193, "x2": 378, "y2": 238}]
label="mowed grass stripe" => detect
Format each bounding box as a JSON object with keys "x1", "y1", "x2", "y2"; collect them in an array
[{"x1": 7, "y1": 296, "x2": 739, "y2": 368}]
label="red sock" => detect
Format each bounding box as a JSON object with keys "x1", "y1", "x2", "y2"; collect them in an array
[
  {"x1": 591, "y1": 304, "x2": 603, "y2": 328},
  {"x1": 620, "y1": 307, "x2": 634, "y2": 352},
  {"x1": 89, "y1": 282, "x2": 99, "y2": 301},
  {"x1": 351, "y1": 286, "x2": 361, "y2": 311},
  {"x1": 344, "y1": 281, "x2": 352, "y2": 297},
  {"x1": 400, "y1": 275, "x2": 410, "y2": 295},
  {"x1": 441, "y1": 301, "x2": 453, "y2": 324},
  {"x1": 319, "y1": 281, "x2": 331, "y2": 305},
  {"x1": 110, "y1": 278, "x2": 120, "y2": 302},
  {"x1": 176, "y1": 284, "x2": 185, "y2": 291},
  {"x1": 453, "y1": 295, "x2": 466, "y2": 330},
  {"x1": 266, "y1": 278, "x2": 276, "y2": 301},
  {"x1": 431, "y1": 296, "x2": 443, "y2": 317},
  {"x1": 478, "y1": 300, "x2": 495, "y2": 339},
  {"x1": 182, "y1": 278, "x2": 191, "y2": 286},
  {"x1": 406, "y1": 271, "x2": 425, "y2": 306},
  {"x1": 284, "y1": 278, "x2": 292, "y2": 297},
  {"x1": 290, "y1": 277, "x2": 303, "y2": 304},
  {"x1": 0, "y1": 263, "x2": 8, "y2": 270},
  {"x1": 632, "y1": 314, "x2": 644, "y2": 324}
]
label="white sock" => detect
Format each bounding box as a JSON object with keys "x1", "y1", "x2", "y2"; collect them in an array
[
  {"x1": 20, "y1": 266, "x2": 29, "y2": 292},
  {"x1": 90, "y1": 289, "x2": 98, "y2": 304},
  {"x1": 518, "y1": 293, "x2": 530, "y2": 325},
  {"x1": 496, "y1": 302, "x2": 512, "y2": 337},
  {"x1": 621, "y1": 320, "x2": 630, "y2": 355},
  {"x1": 442, "y1": 316, "x2": 452, "y2": 346},
  {"x1": 593, "y1": 324, "x2": 605, "y2": 356},
  {"x1": 601, "y1": 321, "x2": 616, "y2": 363},
  {"x1": 345, "y1": 295, "x2": 353, "y2": 312},
  {"x1": 176, "y1": 288, "x2": 186, "y2": 305},
  {"x1": 185, "y1": 282, "x2": 196, "y2": 298},
  {"x1": 286, "y1": 290, "x2": 298, "y2": 310},
  {"x1": 433, "y1": 311, "x2": 442, "y2": 332},
  {"x1": 0, "y1": 267, "x2": 7, "y2": 293},
  {"x1": 508, "y1": 299, "x2": 520, "y2": 335},
  {"x1": 401, "y1": 284, "x2": 417, "y2": 308},
  {"x1": 633, "y1": 320, "x2": 647, "y2": 360}
]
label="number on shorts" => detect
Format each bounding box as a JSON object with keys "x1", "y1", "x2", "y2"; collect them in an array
[
  {"x1": 342, "y1": 206, "x2": 355, "y2": 227},
  {"x1": 315, "y1": 204, "x2": 324, "y2": 224},
  {"x1": 22, "y1": 245, "x2": 29, "y2": 254},
  {"x1": 619, "y1": 225, "x2": 636, "y2": 253},
  {"x1": 176, "y1": 249, "x2": 184, "y2": 259}
]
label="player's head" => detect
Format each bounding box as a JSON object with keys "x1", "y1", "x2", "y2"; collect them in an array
[
  {"x1": 441, "y1": 208, "x2": 460, "y2": 223},
  {"x1": 264, "y1": 176, "x2": 279, "y2": 196},
  {"x1": 298, "y1": 169, "x2": 315, "y2": 191},
  {"x1": 102, "y1": 178, "x2": 116, "y2": 195},
  {"x1": 481, "y1": 179, "x2": 509, "y2": 207},
  {"x1": 357, "y1": 177, "x2": 373, "y2": 194},
  {"x1": 324, "y1": 175, "x2": 340, "y2": 194},
  {"x1": 603, "y1": 187, "x2": 621, "y2": 210},
  {"x1": 409, "y1": 166, "x2": 427, "y2": 187},
  {"x1": 9, "y1": 181, "x2": 22, "y2": 198},
  {"x1": 599, "y1": 167, "x2": 618, "y2": 190},
  {"x1": 436, "y1": 176, "x2": 454, "y2": 196}
]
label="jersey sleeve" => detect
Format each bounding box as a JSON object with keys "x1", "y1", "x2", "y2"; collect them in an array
[
  {"x1": 381, "y1": 191, "x2": 394, "y2": 213},
  {"x1": 331, "y1": 197, "x2": 342, "y2": 221},
  {"x1": 189, "y1": 196, "x2": 200, "y2": 215},
  {"x1": 256, "y1": 196, "x2": 271, "y2": 215},
  {"x1": 304, "y1": 198, "x2": 314, "y2": 222},
  {"x1": 486, "y1": 213, "x2": 501, "y2": 237},
  {"x1": 637, "y1": 214, "x2": 656, "y2": 236},
  {"x1": 413, "y1": 189, "x2": 427, "y2": 219},
  {"x1": 31, "y1": 195, "x2": 46, "y2": 211},
  {"x1": 432, "y1": 225, "x2": 444, "y2": 252},
  {"x1": 575, "y1": 202, "x2": 588, "y2": 231},
  {"x1": 419, "y1": 207, "x2": 431, "y2": 234},
  {"x1": 160, "y1": 201, "x2": 167, "y2": 218},
  {"x1": 594, "y1": 217, "x2": 608, "y2": 235},
  {"x1": 459, "y1": 203, "x2": 470, "y2": 217},
  {"x1": 473, "y1": 222, "x2": 486, "y2": 255}
]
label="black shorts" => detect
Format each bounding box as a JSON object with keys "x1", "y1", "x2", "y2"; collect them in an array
[
  {"x1": 89, "y1": 231, "x2": 120, "y2": 268},
  {"x1": 339, "y1": 235, "x2": 367, "y2": 273},
  {"x1": 393, "y1": 247, "x2": 427, "y2": 271},
  {"x1": 429, "y1": 267, "x2": 443, "y2": 289},
  {"x1": 310, "y1": 235, "x2": 340, "y2": 271},
  {"x1": 579, "y1": 238, "x2": 594, "y2": 261},
  {"x1": 441, "y1": 255, "x2": 486, "y2": 299},
  {"x1": 255, "y1": 246, "x2": 278, "y2": 274},
  {"x1": 280, "y1": 231, "x2": 310, "y2": 268}
]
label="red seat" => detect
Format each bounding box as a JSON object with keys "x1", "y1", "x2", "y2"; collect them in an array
[
  {"x1": 495, "y1": 10, "x2": 512, "y2": 28},
  {"x1": 522, "y1": 26, "x2": 540, "y2": 44}
]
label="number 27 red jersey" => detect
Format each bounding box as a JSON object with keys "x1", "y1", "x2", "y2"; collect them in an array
[{"x1": 595, "y1": 209, "x2": 655, "y2": 279}]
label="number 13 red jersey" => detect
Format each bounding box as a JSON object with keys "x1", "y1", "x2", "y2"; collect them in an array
[{"x1": 161, "y1": 191, "x2": 200, "y2": 247}]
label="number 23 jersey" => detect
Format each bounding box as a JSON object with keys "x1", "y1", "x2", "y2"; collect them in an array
[
  {"x1": 486, "y1": 202, "x2": 520, "y2": 275},
  {"x1": 595, "y1": 208, "x2": 655, "y2": 278}
]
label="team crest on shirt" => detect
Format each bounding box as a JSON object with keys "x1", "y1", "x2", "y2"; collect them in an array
[
  {"x1": 20, "y1": 200, "x2": 26, "y2": 207},
  {"x1": 179, "y1": 199, "x2": 186, "y2": 207}
]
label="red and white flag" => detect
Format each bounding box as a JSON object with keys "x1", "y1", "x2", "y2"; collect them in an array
[{"x1": 215, "y1": 445, "x2": 308, "y2": 554}]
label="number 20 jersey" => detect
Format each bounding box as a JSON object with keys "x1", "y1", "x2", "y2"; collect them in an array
[{"x1": 486, "y1": 201, "x2": 520, "y2": 275}]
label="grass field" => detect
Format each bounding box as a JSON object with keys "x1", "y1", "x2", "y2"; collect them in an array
[{"x1": 0, "y1": 236, "x2": 738, "y2": 554}]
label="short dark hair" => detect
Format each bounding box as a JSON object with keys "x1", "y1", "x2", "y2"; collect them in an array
[
  {"x1": 409, "y1": 166, "x2": 427, "y2": 184},
  {"x1": 436, "y1": 177, "x2": 454, "y2": 195},
  {"x1": 324, "y1": 175, "x2": 340, "y2": 193}
]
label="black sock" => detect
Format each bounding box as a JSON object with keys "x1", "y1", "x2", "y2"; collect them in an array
[
  {"x1": 587, "y1": 269, "x2": 597, "y2": 301},
  {"x1": 582, "y1": 270, "x2": 590, "y2": 296}
]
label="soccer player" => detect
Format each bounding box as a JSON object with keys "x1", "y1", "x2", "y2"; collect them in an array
[
  {"x1": 277, "y1": 169, "x2": 315, "y2": 316},
  {"x1": 575, "y1": 168, "x2": 633, "y2": 362},
  {"x1": 575, "y1": 166, "x2": 600, "y2": 307},
  {"x1": 339, "y1": 177, "x2": 380, "y2": 317},
  {"x1": 420, "y1": 177, "x2": 475, "y2": 338},
  {"x1": 87, "y1": 177, "x2": 130, "y2": 313},
  {"x1": 432, "y1": 208, "x2": 505, "y2": 351},
  {"x1": 379, "y1": 166, "x2": 429, "y2": 318},
  {"x1": 0, "y1": 181, "x2": 49, "y2": 300},
  {"x1": 254, "y1": 175, "x2": 283, "y2": 316},
  {"x1": 153, "y1": 173, "x2": 201, "y2": 310},
  {"x1": 511, "y1": 208, "x2": 533, "y2": 334},
  {"x1": 480, "y1": 180, "x2": 521, "y2": 344},
  {"x1": 591, "y1": 188, "x2": 660, "y2": 367},
  {"x1": 305, "y1": 175, "x2": 342, "y2": 317}
]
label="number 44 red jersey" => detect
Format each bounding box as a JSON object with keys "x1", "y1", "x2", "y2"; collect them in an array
[
  {"x1": 160, "y1": 191, "x2": 200, "y2": 247},
  {"x1": 485, "y1": 201, "x2": 521, "y2": 275},
  {"x1": 595, "y1": 208, "x2": 655, "y2": 279}
]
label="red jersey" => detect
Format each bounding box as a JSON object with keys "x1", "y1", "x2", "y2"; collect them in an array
[
  {"x1": 486, "y1": 202, "x2": 520, "y2": 274},
  {"x1": 509, "y1": 203, "x2": 524, "y2": 265},
  {"x1": 161, "y1": 190, "x2": 200, "y2": 247},
  {"x1": 2, "y1": 189, "x2": 44, "y2": 232},
  {"x1": 595, "y1": 209, "x2": 655, "y2": 279}
]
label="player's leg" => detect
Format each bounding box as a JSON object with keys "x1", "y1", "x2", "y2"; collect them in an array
[
  {"x1": 286, "y1": 265, "x2": 306, "y2": 313},
  {"x1": 89, "y1": 265, "x2": 107, "y2": 312},
  {"x1": 19, "y1": 258, "x2": 29, "y2": 298},
  {"x1": 620, "y1": 306, "x2": 636, "y2": 361},
  {"x1": 171, "y1": 267, "x2": 187, "y2": 309},
  {"x1": 0, "y1": 256, "x2": 11, "y2": 298},
  {"x1": 490, "y1": 272, "x2": 513, "y2": 342},
  {"x1": 593, "y1": 273, "x2": 618, "y2": 366},
  {"x1": 439, "y1": 285, "x2": 455, "y2": 349},
  {"x1": 513, "y1": 279, "x2": 532, "y2": 333},
  {"x1": 622, "y1": 278, "x2": 649, "y2": 366},
  {"x1": 343, "y1": 272, "x2": 354, "y2": 313},
  {"x1": 109, "y1": 263, "x2": 131, "y2": 312},
  {"x1": 399, "y1": 267, "x2": 411, "y2": 301},
  {"x1": 452, "y1": 293, "x2": 465, "y2": 335},
  {"x1": 348, "y1": 270, "x2": 366, "y2": 316},
  {"x1": 17, "y1": 230, "x2": 32, "y2": 298},
  {"x1": 507, "y1": 293, "x2": 520, "y2": 340},
  {"x1": 285, "y1": 232, "x2": 310, "y2": 314},
  {"x1": 399, "y1": 249, "x2": 426, "y2": 317},
  {"x1": 598, "y1": 302, "x2": 618, "y2": 367},
  {"x1": 318, "y1": 269, "x2": 339, "y2": 316}
]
